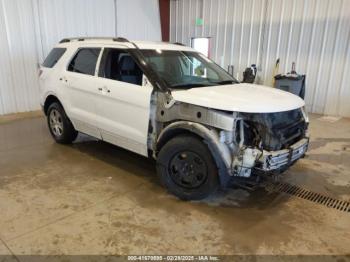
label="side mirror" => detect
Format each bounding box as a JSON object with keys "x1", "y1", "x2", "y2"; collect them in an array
[{"x1": 142, "y1": 75, "x2": 152, "y2": 87}]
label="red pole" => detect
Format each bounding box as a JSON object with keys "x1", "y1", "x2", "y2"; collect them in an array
[{"x1": 159, "y1": 0, "x2": 170, "y2": 41}]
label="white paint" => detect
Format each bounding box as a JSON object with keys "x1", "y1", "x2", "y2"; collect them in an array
[
  {"x1": 170, "y1": 0, "x2": 350, "y2": 117},
  {"x1": 94, "y1": 77, "x2": 153, "y2": 156},
  {"x1": 40, "y1": 39, "x2": 308, "y2": 168},
  {"x1": 172, "y1": 83, "x2": 305, "y2": 113},
  {"x1": 39, "y1": 42, "x2": 153, "y2": 156},
  {"x1": 55, "y1": 39, "x2": 195, "y2": 52}
]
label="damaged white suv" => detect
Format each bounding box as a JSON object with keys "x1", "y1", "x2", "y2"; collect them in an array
[{"x1": 39, "y1": 37, "x2": 309, "y2": 200}]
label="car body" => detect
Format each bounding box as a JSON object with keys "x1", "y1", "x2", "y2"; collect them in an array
[{"x1": 39, "y1": 37, "x2": 309, "y2": 200}]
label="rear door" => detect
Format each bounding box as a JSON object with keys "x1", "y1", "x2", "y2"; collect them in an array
[
  {"x1": 94, "y1": 48, "x2": 153, "y2": 156},
  {"x1": 62, "y1": 47, "x2": 102, "y2": 138}
]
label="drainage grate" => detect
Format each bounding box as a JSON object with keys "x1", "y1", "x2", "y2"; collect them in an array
[{"x1": 266, "y1": 182, "x2": 350, "y2": 212}]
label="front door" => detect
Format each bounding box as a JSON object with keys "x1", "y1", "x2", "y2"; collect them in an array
[{"x1": 94, "y1": 48, "x2": 153, "y2": 156}]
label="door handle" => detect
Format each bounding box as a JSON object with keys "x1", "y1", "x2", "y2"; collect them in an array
[
  {"x1": 98, "y1": 86, "x2": 110, "y2": 93},
  {"x1": 60, "y1": 77, "x2": 68, "y2": 82}
]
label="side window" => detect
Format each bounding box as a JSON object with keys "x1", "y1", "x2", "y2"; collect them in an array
[
  {"x1": 68, "y1": 48, "x2": 101, "y2": 76},
  {"x1": 98, "y1": 48, "x2": 143, "y2": 86},
  {"x1": 42, "y1": 48, "x2": 66, "y2": 68}
]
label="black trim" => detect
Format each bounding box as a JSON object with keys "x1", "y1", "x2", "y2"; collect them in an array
[
  {"x1": 58, "y1": 37, "x2": 170, "y2": 92},
  {"x1": 59, "y1": 37, "x2": 131, "y2": 44},
  {"x1": 66, "y1": 47, "x2": 101, "y2": 76},
  {"x1": 113, "y1": 37, "x2": 129, "y2": 42},
  {"x1": 42, "y1": 48, "x2": 67, "y2": 68},
  {"x1": 173, "y1": 42, "x2": 185, "y2": 46},
  {"x1": 59, "y1": 39, "x2": 70, "y2": 43}
]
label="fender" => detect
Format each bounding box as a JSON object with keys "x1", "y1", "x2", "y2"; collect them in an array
[
  {"x1": 157, "y1": 121, "x2": 233, "y2": 187},
  {"x1": 41, "y1": 91, "x2": 56, "y2": 107},
  {"x1": 43, "y1": 92, "x2": 65, "y2": 111}
]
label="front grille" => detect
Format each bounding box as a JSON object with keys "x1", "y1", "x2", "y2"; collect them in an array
[
  {"x1": 242, "y1": 109, "x2": 307, "y2": 151},
  {"x1": 259, "y1": 138, "x2": 309, "y2": 171},
  {"x1": 270, "y1": 120, "x2": 306, "y2": 149}
]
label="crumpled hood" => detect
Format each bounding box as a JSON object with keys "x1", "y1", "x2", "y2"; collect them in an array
[{"x1": 171, "y1": 83, "x2": 305, "y2": 113}]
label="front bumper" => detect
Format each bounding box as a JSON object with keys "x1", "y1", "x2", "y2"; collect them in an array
[{"x1": 259, "y1": 137, "x2": 309, "y2": 171}]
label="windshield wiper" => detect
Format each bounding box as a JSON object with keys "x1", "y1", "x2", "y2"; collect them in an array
[
  {"x1": 211, "y1": 80, "x2": 238, "y2": 85},
  {"x1": 170, "y1": 83, "x2": 215, "y2": 89}
]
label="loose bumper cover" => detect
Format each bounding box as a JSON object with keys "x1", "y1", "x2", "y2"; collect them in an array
[{"x1": 259, "y1": 137, "x2": 309, "y2": 171}]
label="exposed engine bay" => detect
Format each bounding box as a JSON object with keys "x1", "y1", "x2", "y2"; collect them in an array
[
  {"x1": 150, "y1": 91, "x2": 309, "y2": 186},
  {"x1": 231, "y1": 109, "x2": 309, "y2": 178},
  {"x1": 240, "y1": 109, "x2": 308, "y2": 151}
]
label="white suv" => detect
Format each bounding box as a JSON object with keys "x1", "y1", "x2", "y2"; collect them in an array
[{"x1": 39, "y1": 37, "x2": 309, "y2": 200}]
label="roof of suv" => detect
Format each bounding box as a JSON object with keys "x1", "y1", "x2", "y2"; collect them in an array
[{"x1": 56, "y1": 37, "x2": 195, "y2": 52}]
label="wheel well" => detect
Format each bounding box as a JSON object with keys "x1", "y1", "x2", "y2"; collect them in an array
[
  {"x1": 156, "y1": 128, "x2": 203, "y2": 153},
  {"x1": 156, "y1": 124, "x2": 232, "y2": 187},
  {"x1": 43, "y1": 95, "x2": 62, "y2": 115}
]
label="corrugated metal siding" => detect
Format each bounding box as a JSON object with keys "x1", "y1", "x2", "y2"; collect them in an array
[
  {"x1": 170, "y1": 0, "x2": 350, "y2": 117},
  {"x1": 0, "y1": 0, "x2": 39, "y2": 114},
  {"x1": 0, "y1": 0, "x2": 161, "y2": 115},
  {"x1": 35, "y1": 0, "x2": 116, "y2": 62},
  {"x1": 116, "y1": 0, "x2": 161, "y2": 41}
]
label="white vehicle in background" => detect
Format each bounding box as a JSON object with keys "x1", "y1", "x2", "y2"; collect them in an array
[{"x1": 39, "y1": 37, "x2": 309, "y2": 200}]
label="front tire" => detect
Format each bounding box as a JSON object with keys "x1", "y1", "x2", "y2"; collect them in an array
[
  {"x1": 47, "y1": 102, "x2": 78, "y2": 144},
  {"x1": 157, "y1": 135, "x2": 219, "y2": 200}
]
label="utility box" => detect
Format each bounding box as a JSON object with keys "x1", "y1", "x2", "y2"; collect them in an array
[{"x1": 274, "y1": 74, "x2": 305, "y2": 99}]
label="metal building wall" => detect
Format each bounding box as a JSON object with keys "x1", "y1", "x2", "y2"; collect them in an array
[
  {"x1": 170, "y1": 0, "x2": 350, "y2": 117},
  {"x1": 0, "y1": 0, "x2": 40, "y2": 115},
  {"x1": 116, "y1": 0, "x2": 161, "y2": 41},
  {"x1": 0, "y1": 0, "x2": 161, "y2": 115},
  {"x1": 34, "y1": 0, "x2": 117, "y2": 63}
]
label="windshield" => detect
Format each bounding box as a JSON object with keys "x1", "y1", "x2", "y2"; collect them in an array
[{"x1": 140, "y1": 50, "x2": 238, "y2": 89}]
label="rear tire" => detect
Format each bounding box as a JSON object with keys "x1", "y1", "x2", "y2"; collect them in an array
[
  {"x1": 157, "y1": 135, "x2": 219, "y2": 200},
  {"x1": 47, "y1": 102, "x2": 78, "y2": 144}
]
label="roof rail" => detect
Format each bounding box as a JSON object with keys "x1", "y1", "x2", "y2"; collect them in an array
[
  {"x1": 59, "y1": 37, "x2": 130, "y2": 44},
  {"x1": 59, "y1": 38, "x2": 71, "y2": 43},
  {"x1": 113, "y1": 37, "x2": 129, "y2": 42},
  {"x1": 173, "y1": 42, "x2": 186, "y2": 46}
]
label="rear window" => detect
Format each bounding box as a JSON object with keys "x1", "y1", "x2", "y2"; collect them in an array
[
  {"x1": 42, "y1": 48, "x2": 66, "y2": 68},
  {"x1": 68, "y1": 48, "x2": 101, "y2": 76}
]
